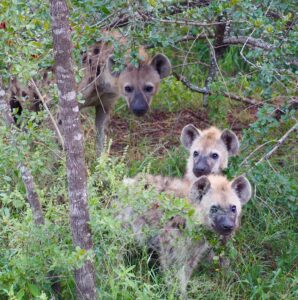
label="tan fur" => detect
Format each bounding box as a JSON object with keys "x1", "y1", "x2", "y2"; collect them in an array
[
  {"x1": 129, "y1": 174, "x2": 191, "y2": 198},
  {"x1": 120, "y1": 174, "x2": 252, "y2": 292},
  {"x1": 8, "y1": 68, "x2": 54, "y2": 114},
  {"x1": 125, "y1": 125, "x2": 239, "y2": 198},
  {"x1": 193, "y1": 175, "x2": 243, "y2": 229},
  {"x1": 8, "y1": 31, "x2": 171, "y2": 153},
  {"x1": 185, "y1": 126, "x2": 231, "y2": 182},
  {"x1": 78, "y1": 32, "x2": 168, "y2": 112}
]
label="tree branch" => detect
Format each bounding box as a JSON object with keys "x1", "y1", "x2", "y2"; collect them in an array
[
  {"x1": 155, "y1": 18, "x2": 233, "y2": 27},
  {"x1": 222, "y1": 36, "x2": 274, "y2": 51},
  {"x1": 30, "y1": 79, "x2": 64, "y2": 150},
  {"x1": 172, "y1": 34, "x2": 274, "y2": 51},
  {"x1": 103, "y1": 1, "x2": 212, "y2": 29},
  {"x1": 256, "y1": 122, "x2": 298, "y2": 165},
  {"x1": 173, "y1": 72, "x2": 262, "y2": 106},
  {"x1": 203, "y1": 51, "x2": 217, "y2": 106},
  {"x1": 0, "y1": 82, "x2": 44, "y2": 226},
  {"x1": 160, "y1": 0, "x2": 211, "y2": 15}
]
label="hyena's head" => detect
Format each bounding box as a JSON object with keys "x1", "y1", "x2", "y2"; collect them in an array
[
  {"x1": 108, "y1": 53, "x2": 171, "y2": 116},
  {"x1": 181, "y1": 125, "x2": 240, "y2": 181},
  {"x1": 189, "y1": 175, "x2": 252, "y2": 236}
]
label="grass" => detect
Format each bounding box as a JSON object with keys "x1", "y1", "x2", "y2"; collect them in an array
[
  {"x1": 80, "y1": 82, "x2": 297, "y2": 299},
  {"x1": 0, "y1": 48, "x2": 297, "y2": 299}
]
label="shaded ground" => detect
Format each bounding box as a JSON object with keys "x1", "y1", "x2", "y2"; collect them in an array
[{"x1": 107, "y1": 106, "x2": 257, "y2": 155}]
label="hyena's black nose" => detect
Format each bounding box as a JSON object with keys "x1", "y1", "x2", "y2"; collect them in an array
[
  {"x1": 193, "y1": 166, "x2": 209, "y2": 177},
  {"x1": 131, "y1": 97, "x2": 149, "y2": 117},
  {"x1": 132, "y1": 107, "x2": 148, "y2": 117},
  {"x1": 220, "y1": 220, "x2": 235, "y2": 234},
  {"x1": 222, "y1": 224, "x2": 233, "y2": 231}
]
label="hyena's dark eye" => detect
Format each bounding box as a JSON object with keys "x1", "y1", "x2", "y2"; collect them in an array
[
  {"x1": 211, "y1": 153, "x2": 219, "y2": 159},
  {"x1": 144, "y1": 85, "x2": 154, "y2": 93},
  {"x1": 210, "y1": 205, "x2": 218, "y2": 213},
  {"x1": 231, "y1": 205, "x2": 237, "y2": 213},
  {"x1": 124, "y1": 85, "x2": 134, "y2": 93},
  {"x1": 193, "y1": 151, "x2": 199, "y2": 157}
]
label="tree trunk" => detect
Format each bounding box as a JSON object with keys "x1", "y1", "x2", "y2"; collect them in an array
[
  {"x1": 50, "y1": 1, "x2": 97, "y2": 299},
  {"x1": 0, "y1": 83, "x2": 44, "y2": 226}
]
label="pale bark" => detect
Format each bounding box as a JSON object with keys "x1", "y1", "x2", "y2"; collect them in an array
[
  {"x1": 50, "y1": 0, "x2": 97, "y2": 299},
  {"x1": 256, "y1": 122, "x2": 298, "y2": 165},
  {"x1": 0, "y1": 84, "x2": 44, "y2": 226},
  {"x1": 173, "y1": 72, "x2": 261, "y2": 106}
]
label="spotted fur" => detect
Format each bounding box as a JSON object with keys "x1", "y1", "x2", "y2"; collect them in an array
[
  {"x1": 8, "y1": 31, "x2": 171, "y2": 153},
  {"x1": 124, "y1": 125, "x2": 240, "y2": 198},
  {"x1": 120, "y1": 174, "x2": 252, "y2": 292}
]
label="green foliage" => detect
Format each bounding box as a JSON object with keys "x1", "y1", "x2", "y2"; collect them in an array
[{"x1": 1, "y1": 0, "x2": 297, "y2": 299}]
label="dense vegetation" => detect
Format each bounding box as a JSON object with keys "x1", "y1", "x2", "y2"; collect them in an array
[{"x1": 0, "y1": 0, "x2": 297, "y2": 299}]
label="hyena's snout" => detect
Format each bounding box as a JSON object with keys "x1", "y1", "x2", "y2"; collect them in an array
[
  {"x1": 193, "y1": 158, "x2": 211, "y2": 177},
  {"x1": 130, "y1": 92, "x2": 149, "y2": 117},
  {"x1": 213, "y1": 215, "x2": 236, "y2": 236}
]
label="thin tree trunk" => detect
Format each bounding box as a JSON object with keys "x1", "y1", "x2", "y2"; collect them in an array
[
  {"x1": 0, "y1": 84, "x2": 45, "y2": 226},
  {"x1": 50, "y1": 1, "x2": 97, "y2": 299}
]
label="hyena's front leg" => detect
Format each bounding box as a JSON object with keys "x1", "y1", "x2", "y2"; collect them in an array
[{"x1": 95, "y1": 105, "x2": 110, "y2": 155}]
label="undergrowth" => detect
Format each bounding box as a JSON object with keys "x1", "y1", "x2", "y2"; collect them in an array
[{"x1": 0, "y1": 97, "x2": 297, "y2": 299}]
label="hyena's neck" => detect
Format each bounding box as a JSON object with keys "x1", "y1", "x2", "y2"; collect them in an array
[{"x1": 184, "y1": 170, "x2": 197, "y2": 183}]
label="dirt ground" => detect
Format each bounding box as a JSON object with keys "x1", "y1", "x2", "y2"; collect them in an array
[{"x1": 106, "y1": 107, "x2": 257, "y2": 155}]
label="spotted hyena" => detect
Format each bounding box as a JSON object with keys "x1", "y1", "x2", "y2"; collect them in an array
[
  {"x1": 124, "y1": 125, "x2": 239, "y2": 198},
  {"x1": 120, "y1": 174, "x2": 252, "y2": 292},
  {"x1": 8, "y1": 31, "x2": 171, "y2": 153}
]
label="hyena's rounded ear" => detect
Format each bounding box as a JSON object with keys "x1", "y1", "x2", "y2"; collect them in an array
[
  {"x1": 150, "y1": 54, "x2": 171, "y2": 79},
  {"x1": 107, "y1": 55, "x2": 121, "y2": 77},
  {"x1": 180, "y1": 124, "x2": 201, "y2": 150},
  {"x1": 221, "y1": 129, "x2": 240, "y2": 156},
  {"x1": 231, "y1": 175, "x2": 252, "y2": 205},
  {"x1": 189, "y1": 176, "x2": 211, "y2": 204}
]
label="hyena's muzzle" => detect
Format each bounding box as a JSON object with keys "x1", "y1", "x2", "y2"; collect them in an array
[
  {"x1": 193, "y1": 156, "x2": 212, "y2": 177},
  {"x1": 211, "y1": 209, "x2": 237, "y2": 236},
  {"x1": 129, "y1": 90, "x2": 149, "y2": 117}
]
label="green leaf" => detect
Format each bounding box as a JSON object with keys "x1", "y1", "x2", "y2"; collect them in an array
[
  {"x1": 28, "y1": 283, "x2": 40, "y2": 297},
  {"x1": 16, "y1": 289, "x2": 25, "y2": 300},
  {"x1": 100, "y1": 6, "x2": 110, "y2": 15}
]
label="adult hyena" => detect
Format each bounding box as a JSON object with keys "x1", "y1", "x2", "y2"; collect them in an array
[{"x1": 8, "y1": 31, "x2": 171, "y2": 153}]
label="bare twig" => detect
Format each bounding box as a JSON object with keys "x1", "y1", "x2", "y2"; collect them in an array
[
  {"x1": 203, "y1": 16, "x2": 227, "y2": 106},
  {"x1": 173, "y1": 72, "x2": 262, "y2": 106},
  {"x1": 173, "y1": 60, "x2": 210, "y2": 68},
  {"x1": 150, "y1": 34, "x2": 274, "y2": 51},
  {"x1": 203, "y1": 50, "x2": 217, "y2": 106},
  {"x1": 240, "y1": 140, "x2": 276, "y2": 166},
  {"x1": 222, "y1": 36, "x2": 273, "y2": 51},
  {"x1": 0, "y1": 82, "x2": 44, "y2": 226},
  {"x1": 176, "y1": 33, "x2": 213, "y2": 43},
  {"x1": 256, "y1": 122, "x2": 298, "y2": 165},
  {"x1": 155, "y1": 18, "x2": 241, "y2": 27},
  {"x1": 240, "y1": 29, "x2": 258, "y2": 68},
  {"x1": 30, "y1": 79, "x2": 64, "y2": 149},
  {"x1": 90, "y1": 9, "x2": 121, "y2": 28},
  {"x1": 240, "y1": 2, "x2": 273, "y2": 68}
]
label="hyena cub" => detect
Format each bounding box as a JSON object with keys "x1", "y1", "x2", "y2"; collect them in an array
[
  {"x1": 125, "y1": 125, "x2": 239, "y2": 198},
  {"x1": 121, "y1": 174, "x2": 252, "y2": 292}
]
